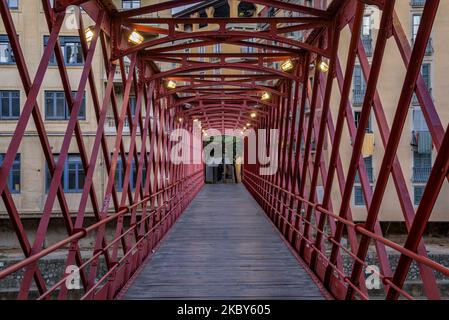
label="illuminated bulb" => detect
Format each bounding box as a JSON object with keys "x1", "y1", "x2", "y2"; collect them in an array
[
  {"x1": 240, "y1": 131, "x2": 244, "y2": 135},
  {"x1": 128, "y1": 30, "x2": 144, "y2": 45},
  {"x1": 281, "y1": 59, "x2": 294, "y2": 72},
  {"x1": 166, "y1": 80, "x2": 177, "y2": 89},
  {"x1": 318, "y1": 60, "x2": 329, "y2": 73},
  {"x1": 261, "y1": 91, "x2": 271, "y2": 101},
  {"x1": 85, "y1": 26, "x2": 95, "y2": 42},
  {"x1": 246, "y1": 123, "x2": 251, "y2": 127},
  {"x1": 243, "y1": 126, "x2": 247, "y2": 130},
  {"x1": 178, "y1": 117, "x2": 183, "y2": 123},
  {"x1": 250, "y1": 112, "x2": 257, "y2": 119}
]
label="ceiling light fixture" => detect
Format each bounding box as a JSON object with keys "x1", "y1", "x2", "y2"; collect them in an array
[
  {"x1": 166, "y1": 80, "x2": 177, "y2": 89},
  {"x1": 85, "y1": 26, "x2": 95, "y2": 42},
  {"x1": 261, "y1": 91, "x2": 271, "y2": 101},
  {"x1": 128, "y1": 30, "x2": 144, "y2": 45},
  {"x1": 281, "y1": 59, "x2": 294, "y2": 72},
  {"x1": 317, "y1": 60, "x2": 329, "y2": 73}
]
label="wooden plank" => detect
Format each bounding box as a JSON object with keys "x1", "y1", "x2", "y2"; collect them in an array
[{"x1": 123, "y1": 184, "x2": 324, "y2": 300}]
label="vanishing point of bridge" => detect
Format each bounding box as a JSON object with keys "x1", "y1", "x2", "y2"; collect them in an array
[{"x1": 0, "y1": 0, "x2": 448, "y2": 300}]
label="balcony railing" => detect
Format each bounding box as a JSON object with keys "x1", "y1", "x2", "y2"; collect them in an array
[
  {"x1": 361, "y1": 36, "x2": 373, "y2": 57},
  {"x1": 412, "y1": 88, "x2": 432, "y2": 105},
  {"x1": 410, "y1": 0, "x2": 426, "y2": 8},
  {"x1": 352, "y1": 89, "x2": 365, "y2": 106},
  {"x1": 425, "y1": 38, "x2": 434, "y2": 56},
  {"x1": 105, "y1": 116, "x2": 133, "y2": 133},
  {"x1": 413, "y1": 167, "x2": 431, "y2": 183},
  {"x1": 104, "y1": 63, "x2": 130, "y2": 82},
  {"x1": 412, "y1": 38, "x2": 434, "y2": 56}
]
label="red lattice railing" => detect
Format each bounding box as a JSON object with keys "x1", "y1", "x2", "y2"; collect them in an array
[{"x1": 243, "y1": 0, "x2": 449, "y2": 300}]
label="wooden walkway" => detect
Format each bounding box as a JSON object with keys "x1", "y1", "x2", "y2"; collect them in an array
[{"x1": 122, "y1": 184, "x2": 325, "y2": 300}]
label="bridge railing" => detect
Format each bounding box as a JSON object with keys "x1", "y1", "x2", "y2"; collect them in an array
[
  {"x1": 242, "y1": 0, "x2": 447, "y2": 300},
  {"x1": 0, "y1": 0, "x2": 204, "y2": 299}
]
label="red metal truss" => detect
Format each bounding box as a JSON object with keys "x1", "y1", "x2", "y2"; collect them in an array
[
  {"x1": 242, "y1": 0, "x2": 448, "y2": 301},
  {"x1": 0, "y1": 0, "x2": 448, "y2": 301}
]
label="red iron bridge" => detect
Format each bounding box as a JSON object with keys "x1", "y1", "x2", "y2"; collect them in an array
[{"x1": 0, "y1": 0, "x2": 448, "y2": 300}]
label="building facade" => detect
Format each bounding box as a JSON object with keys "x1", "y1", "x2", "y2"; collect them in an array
[
  {"x1": 0, "y1": 0, "x2": 171, "y2": 249},
  {"x1": 332, "y1": 0, "x2": 449, "y2": 221},
  {"x1": 0, "y1": 0, "x2": 448, "y2": 248}
]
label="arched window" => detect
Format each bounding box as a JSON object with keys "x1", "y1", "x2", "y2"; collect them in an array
[
  {"x1": 238, "y1": 2, "x2": 256, "y2": 17},
  {"x1": 213, "y1": 2, "x2": 230, "y2": 18}
]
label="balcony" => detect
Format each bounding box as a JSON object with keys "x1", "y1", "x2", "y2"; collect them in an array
[
  {"x1": 105, "y1": 116, "x2": 135, "y2": 134},
  {"x1": 411, "y1": 130, "x2": 432, "y2": 154},
  {"x1": 425, "y1": 38, "x2": 434, "y2": 56},
  {"x1": 352, "y1": 89, "x2": 365, "y2": 106},
  {"x1": 361, "y1": 36, "x2": 373, "y2": 57},
  {"x1": 412, "y1": 88, "x2": 432, "y2": 105},
  {"x1": 104, "y1": 63, "x2": 130, "y2": 83},
  {"x1": 410, "y1": 0, "x2": 426, "y2": 8},
  {"x1": 413, "y1": 167, "x2": 431, "y2": 183},
  {"x1": 412, "y1": 38, "x2": 434, "y2": 56}
]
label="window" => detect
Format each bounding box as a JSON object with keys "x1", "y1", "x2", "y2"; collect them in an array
[
  {"x1": 354, "y1": 186, "x2": 365, "y2": 206},
  {"x1": 413, "y1": 151, "x2": 431, "y2": 183},
  {"x1": 238, "y1": 2, "x2": 256, "y2": 17},
  {"x1": 421, "y1": 63, "x2": 431, "y2": 89},
  {"x1": 354, "y1": 185, "x2": 373, "y2": 206},
  {"x1": 199, "y1": 9, "x2": 208, "y2": 28},
  {"x1": 354, "y1": 111, "x2": 372, "y2": 133},
  {"x1": 413, "y1": 151, "x2": 431, "y2": 169},
  {"x1": 7, "y1": 0, "x2": 18, "y2": 9},
  {"x1": 129, "y1": 96, "x2": 137, "y2": 116},
  {"x1": 199, "y1": 46, "x2": 205, "y2": 62},
  {"x1": 354, "y1": 156, "x2": 374, "y2": 206},
  {"x1": 413, "y1": 109, "x2": 428, "y2": 132},
  {"x1": 412, "y1": 13, "x2": 433, "y2": 55},
  {"x1": 0, "y1": 35, "x2": 15, "y2": 64},
  {"x1": 213, "y1": 2, "x2": 230, "y2": 18},
  {"x1": 45, "y1": 91, "x2": 86, "y2": 120},
  {"x1": 353, "y1": 65, "x2": 366, "y2": 91},
  {"x1": 364, "y1": 156, "x2": 374, "y2": 183},
  {"x1": 353, "y1": 65, "x2": 366, "y2": 105},
  {"x1": 122, "y1": 0, "x2": 140, "y2": 9},
  {"x1": 355, "y1": 156, "x2": 374, "y2": 183},
  {"x1": 44, "y1": 36, "x2": 83, "y2": 66},
  {"x1": 46, "y1": 154, "x2": 85, "y2": 193},
  {"x1": 412, "y1": 63, "x2": 431, "y2": 105},
  {"x1": 0, "y1": 90, "x2": 20, "y2": 119},
  {"x1": 242, "y1": 38, "x2": 255, "y2": 54},
  {"x1": 362, "y1": 15, "x2": 371, "y2": 37},
  {"x1": 412, "y1": 14, "x2": 421, "y2": 42},
  {"x1": 361, "y1": 15, "x2": 373, "y2": 56},
  {"x1": 414, "y1": 186, "x2": 425, "y2": 206},
  {"x1": 114, "y1": 154, "x2": 147, "y2": 191},
  {"x1": 0, "y1": 153, "x2": 21, "y2": 193},
  {"x1": 267, "y1": 7, "x2": 276, "y2": 17}
]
